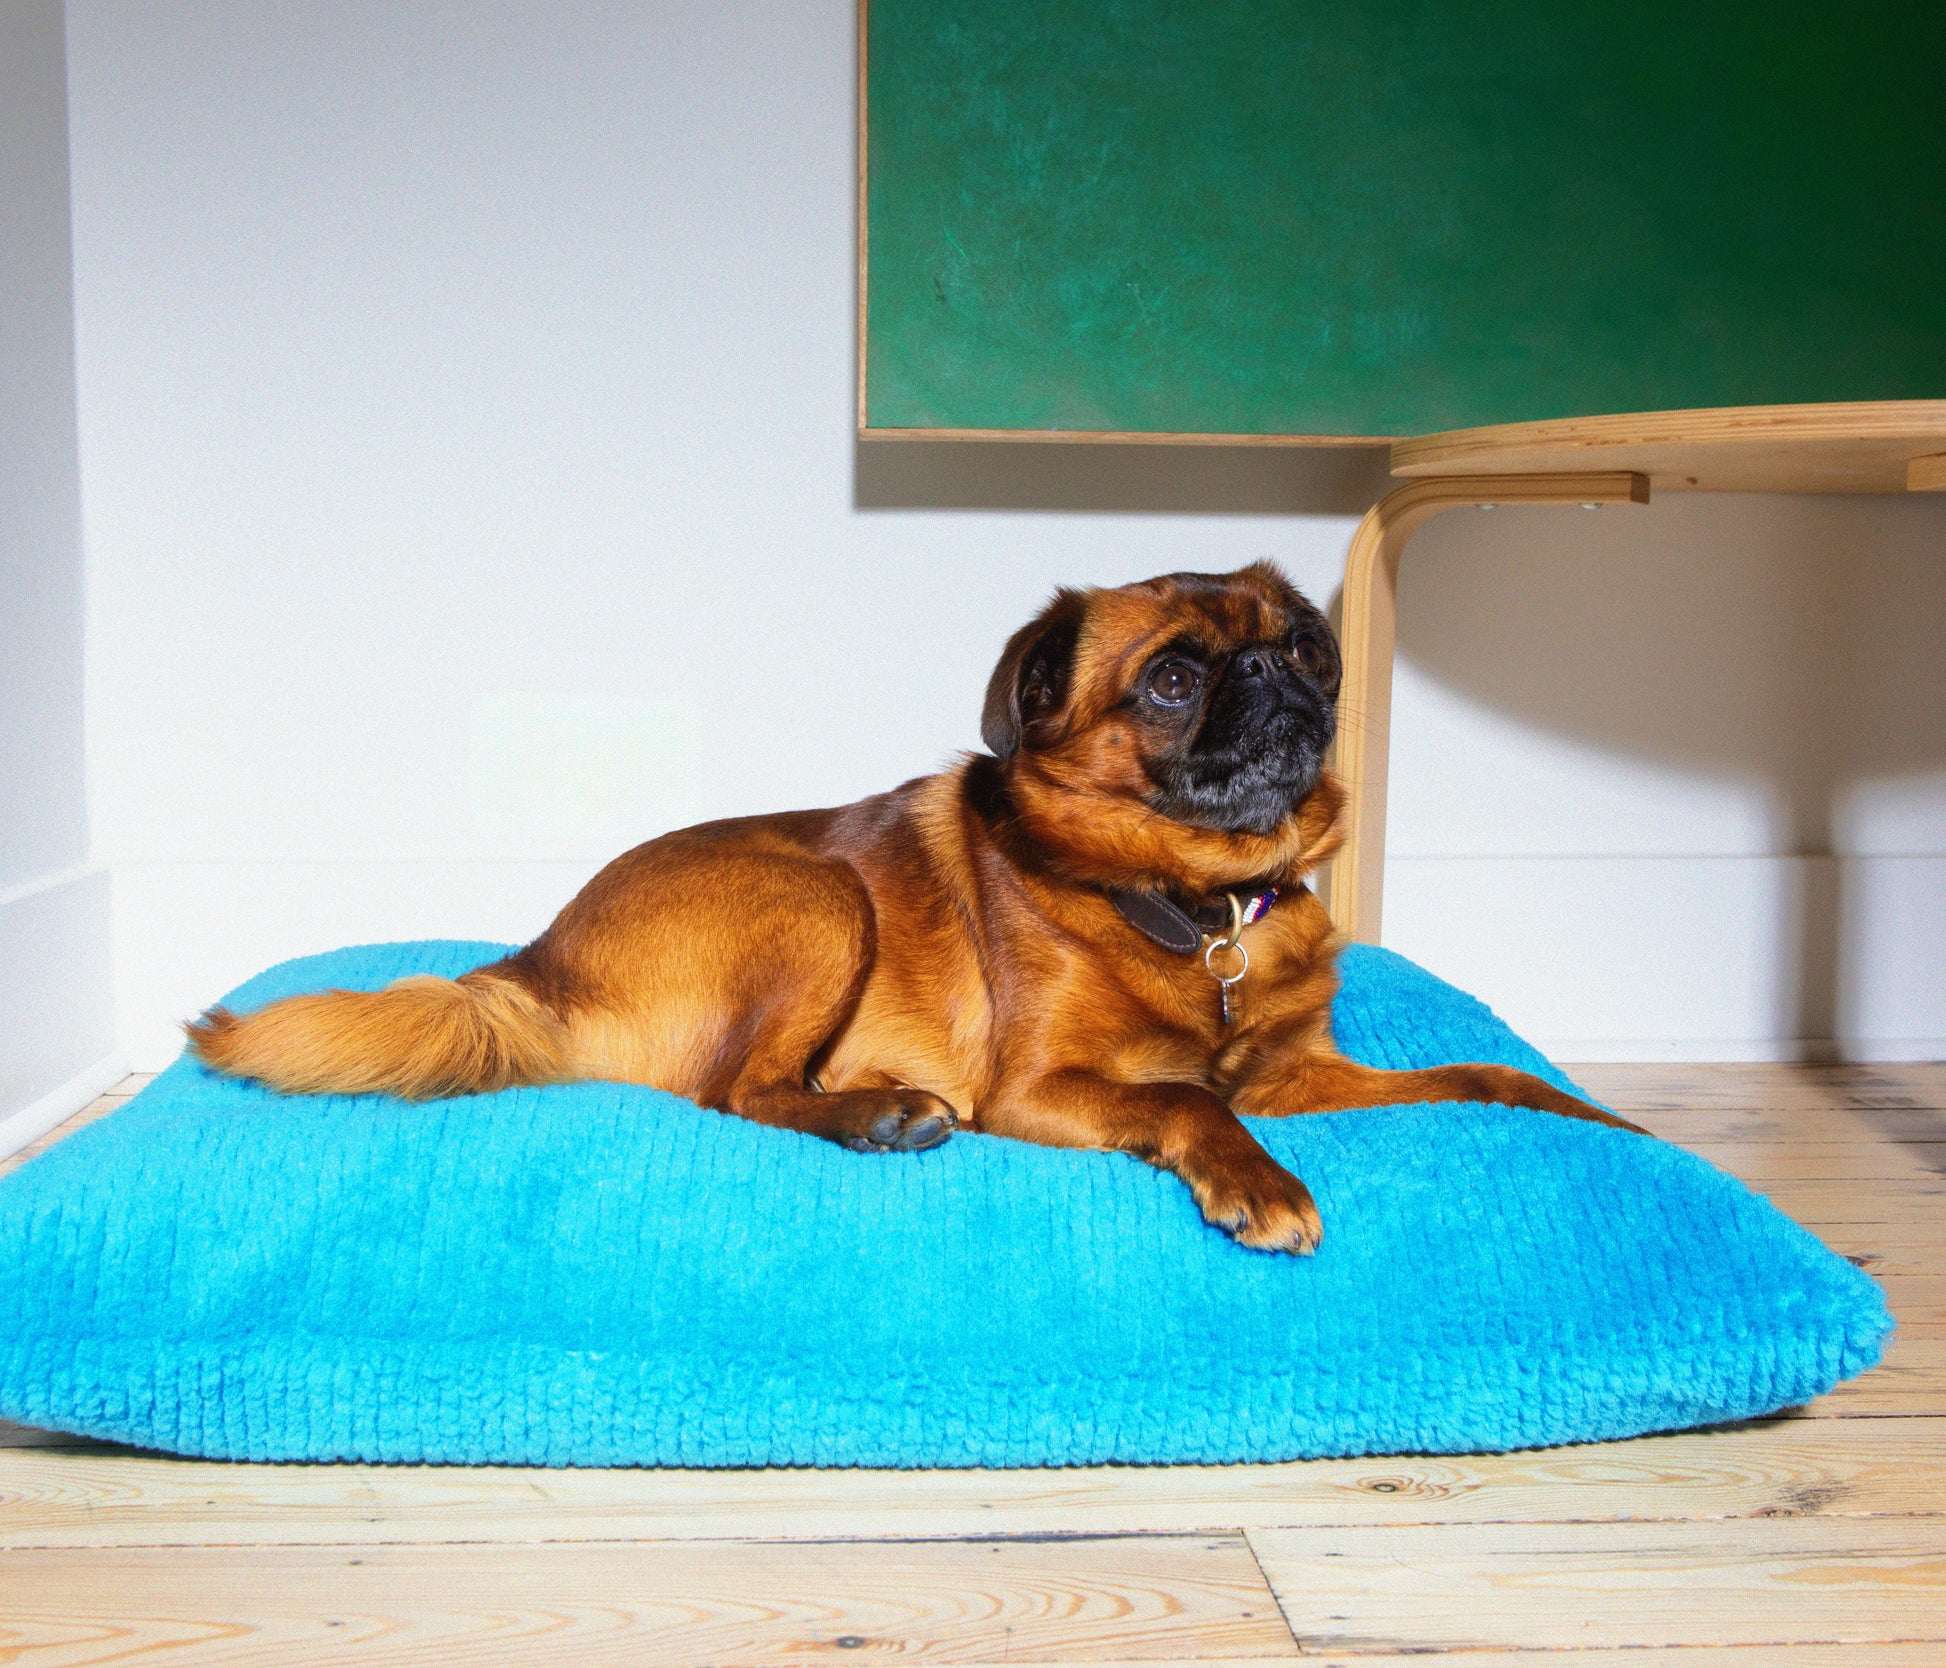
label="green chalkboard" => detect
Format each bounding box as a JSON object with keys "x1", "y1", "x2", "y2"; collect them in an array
[{"x1": 862, "y1": 0, "x2": 1946, "y2": 437}]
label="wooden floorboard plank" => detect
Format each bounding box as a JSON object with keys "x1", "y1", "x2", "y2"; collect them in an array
[
  {"x1": 1758, "y1": 1171, "x2": 1946, "y2": 1202},
  {"x1": 1599, "y1": 1103, "x2": 1946, "y2": 1128},
  {"x1": 1791, "y1": 1232, "x2": 1946, "y2": 1268},
  {"x1": 1608, "y1": 1092, "x2": 1946, "y2": 1119},
  {"x1": 1633, "y1": 1089, "x2": 1946, "y2": 1115},
  {"x1": 1872, "y1": 1274, "x2": 1944, "y2": 1325},
  {"x1": 1680, "y1": 1130, "x2": 1946, "y2": 1162},
  {"x1": 4, "y1": 1419, "x2": 1940, "y2": 1549},
  {"x1": 1806, "y1": 1245, "x2": 1933, "y2": 1283},
  {"x1": 1589, "y1": 1105, "x2": 1945, "y2": 1134},
  {"x1": 1249, "y1": 1518, "x2": 1946, "y2": 1654},
  {"x1": 0, "y1": 1535, "x2": 1296, "y2": 1666},
  {"x1": 1677, "y1": 1143, "x2": 1946, "y2": 1182},
  {"x1": 0, "y1": 1093, "x2": 135, "y2": 1179},
  {"x1": 1806, "y1": 1335, "x2": 1946, "y2": 1416},
  {"x1": 1564, "y1": 1063, "x2": 1946, "y2": 1112},
  {"x1": 1284, "y1": 1650, "x2": 1945, "y2": 1667},
  {"x1": 1744, "y1": 1179, "x2": 1946, "y2": 1232},
  {"x1": 1809, "y1": 1221, "x2": 1946, "y2": 1251},
  {"x1": 1625, "y1": 1092, "x2": 1946, "y2": 1122},
  {"x1": 1639, "y1": 1098, "x2": 1946, "y2": 1122}
]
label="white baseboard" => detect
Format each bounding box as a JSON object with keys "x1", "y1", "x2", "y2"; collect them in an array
[
  {"x1": 1385, "y1": 854, "x2": 1946, "y2": 1059},
  {"x1": 0, "y1": 1053, "x2": 130, "y2": 1163}
]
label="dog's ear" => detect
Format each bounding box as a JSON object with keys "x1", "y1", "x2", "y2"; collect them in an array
[{"x1": 981, "y1": 588, "x2": 1087, "y2": 761}]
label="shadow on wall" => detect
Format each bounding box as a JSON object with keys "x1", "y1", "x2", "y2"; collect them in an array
[
  {"x1": 1397, "y1": 491, "x2": 1946, "y2": 1050},
  {"x1": 854, "y1": 437, "x2": 1394, "y2": 517}
]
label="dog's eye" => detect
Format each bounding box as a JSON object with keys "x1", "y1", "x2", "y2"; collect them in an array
[
  {"x1": 1290, "y1": 635, "x2": 1325, "y2": 676},
  {"x1": 1146, "y1": 658, "x2": 1201, "y2": 706}
]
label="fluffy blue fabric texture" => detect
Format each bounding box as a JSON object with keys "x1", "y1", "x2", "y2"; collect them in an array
[{"x1": 0, "y1": 940, "x2": 1890, "y2": 1467}]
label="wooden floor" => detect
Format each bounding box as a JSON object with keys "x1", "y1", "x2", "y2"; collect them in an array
[{"x1": 2, "y1": 1063, "x2": 1942, "y2": 1665}]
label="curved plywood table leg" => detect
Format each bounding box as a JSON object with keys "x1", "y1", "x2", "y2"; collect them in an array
[{"x1": 1321, "y1": 472, "x2": 1651, "y2": 944}]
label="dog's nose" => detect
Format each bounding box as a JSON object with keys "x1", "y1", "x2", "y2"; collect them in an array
[{"x1": 1233, "y1": 647, "x2": 1278, "y2": 681}]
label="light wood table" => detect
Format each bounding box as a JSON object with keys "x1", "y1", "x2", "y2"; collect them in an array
[{"x1": 1319, "y1": 400, "x2": 1946, "y2": 943}]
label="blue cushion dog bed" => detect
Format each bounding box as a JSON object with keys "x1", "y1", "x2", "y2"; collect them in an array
[{"x1": 0, "y1": 940, "x2": 1890, "y2": 1467}]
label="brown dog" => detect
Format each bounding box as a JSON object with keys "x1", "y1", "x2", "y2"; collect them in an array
[{"x1": 190, "y1": 562, "x2": 1637, "y2": 1253}]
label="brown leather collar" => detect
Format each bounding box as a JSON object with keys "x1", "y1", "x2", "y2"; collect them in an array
[{"x1": 1108, "y1": 880, "x2": 1282, "y2": 956}]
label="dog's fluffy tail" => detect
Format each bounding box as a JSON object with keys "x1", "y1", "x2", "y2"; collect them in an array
[{"x1": 185, "y1": 966, "x2": 570, "y2": 1100}]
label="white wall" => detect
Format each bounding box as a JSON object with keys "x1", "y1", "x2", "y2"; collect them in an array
[
  {"x1": 1, "y1": 0, "x2": 118, "y2": 1149},
  {"x1": 62, "y1": 0, "x2": 1945, "y2": 1069},
  {"x1": 1385, "y1": 493, "x2": 1945, "y2": 1058}
]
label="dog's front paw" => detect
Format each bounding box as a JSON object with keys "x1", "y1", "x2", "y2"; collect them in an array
[
  {"x1": 837, "y1": 1089, "x2": 959, "y2": 1154},
  {"x1": 1188, "y1": 1156, "x2": 1323, "y2": 1255}
]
